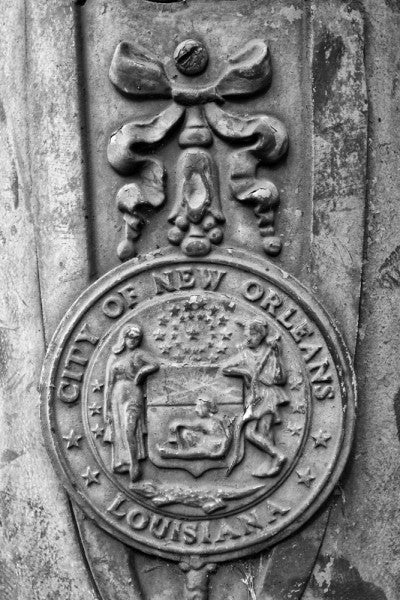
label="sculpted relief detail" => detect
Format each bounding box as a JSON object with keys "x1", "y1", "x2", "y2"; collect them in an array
[
  {"x1": 103, "y1": 323, "x2": 159, "y2": 482},
  {"x1": 41, "y1": 31, "x2": 356, "y2": 600},
  {"x1": 99, "y1": 295, "x2": 295, "y2": 520},
  {"x1": 107, "y1": 39, "x2": 288, "y2": 260},
  {"x1": 222, "y1": 320, "x2": 289, "y2": 477},
  {"x1": 42, "y1": 253, "x2": 355, "y2": 600}
]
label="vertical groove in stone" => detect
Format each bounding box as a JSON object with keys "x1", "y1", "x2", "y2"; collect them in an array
[
  {"x1": 310, "y1": 0, "x2": 368, "y2": 355},
  {"x1": 302, "y1": 3, "x2": 400, "y2": 599},
  {"x1": 73, "y1": 3, "x2": 99, "y2": 282},
  {"x1": 306, "y1": 0, "x2": 315, "y2": 288},
  {"x1": 27, "y1": 0, "x2": 91, "y2": 337},
  {"x1": 300, "y1": 2, "x2": 368, "y2": 597}
]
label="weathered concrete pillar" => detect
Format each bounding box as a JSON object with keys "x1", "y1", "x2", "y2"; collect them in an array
[{"x1": 0, "y1": 1, "x2": 399, "y2": 599}]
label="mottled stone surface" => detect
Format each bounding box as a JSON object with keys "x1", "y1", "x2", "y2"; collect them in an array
[
  {"x1": 304, "y1": 3, "x2": 400, "y2": 599},
  {"x1": 0, "y1": 0, "x2": 399, "y2": 599},
  {"x1": 0, "y1": 1, "x2": 96, "y2": 599}
]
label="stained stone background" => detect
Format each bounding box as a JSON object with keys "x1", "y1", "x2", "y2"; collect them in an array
[{"x1": 0, "y1": 0, "x2": 400, "y2": 599}]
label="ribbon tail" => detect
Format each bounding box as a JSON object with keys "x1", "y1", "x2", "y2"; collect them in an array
[
  {"x1": 108, "y1": 103, "x2": 185, "y2": 175},
  {"x1": 205, "y1": 103, "x2": 288, "y2": 256},
  {"x1": 107, "y1": 104, "x2": 185, "y2": 261}
]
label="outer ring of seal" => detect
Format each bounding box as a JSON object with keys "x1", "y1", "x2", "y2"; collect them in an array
[{"x1": 41, "y1": 248, "x2": 356, "y2": 563}]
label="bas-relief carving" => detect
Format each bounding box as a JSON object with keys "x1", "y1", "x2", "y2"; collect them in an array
[
  {"x1": 107, "y1": 39, "x2": 288, "y2": 260},
  {"x1": 42, "y1": 256, "x2": 355, "y2": 599},
  {"x1": 103, "y1": 323, "x2": 159, "y2": 482},
  {"x1": 41, "y1": 30, "x2": 356, "y2": 600},
  {"x1": 101, "y1": 310, "x2": 290, "y2": 516},
  {"x1": 222, "y1": 320, "x2": 288, "y2": 477}
]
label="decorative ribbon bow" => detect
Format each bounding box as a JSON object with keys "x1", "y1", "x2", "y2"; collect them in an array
[
  {"x1": 107, "y1": 39, "x2": 288, "y2": 260},
  {"x1": 109, "y1": 39, "x2": 271, "y2": 104}
]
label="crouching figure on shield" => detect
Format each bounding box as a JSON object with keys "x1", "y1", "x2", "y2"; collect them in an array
[
  {"x1": 103, "y1": 323, "x2": 159, "y2": 482},
  {"x1": 222, "y1": 319, "x2": 288, "y2": 477}
]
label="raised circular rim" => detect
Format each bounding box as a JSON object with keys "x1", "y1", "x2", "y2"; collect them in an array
[{"x1": 40, "y1": 248, "x2": 356, "y2": 563}]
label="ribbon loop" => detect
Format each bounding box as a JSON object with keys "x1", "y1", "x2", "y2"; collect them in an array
[
  {"x1": 216, "y1": 40, "x2": 272, "y2": 98},
  {"x1": 109, "y1": 41, "x2": 172, "y2": 98},
  {"x1": 110, "y1": 39, "x2": 271, "y2": 102}
]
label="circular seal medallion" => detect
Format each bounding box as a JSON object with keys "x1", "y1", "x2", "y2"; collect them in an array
[{"x1": 41, "y1": 249, "x2": 355, "y2": 562}]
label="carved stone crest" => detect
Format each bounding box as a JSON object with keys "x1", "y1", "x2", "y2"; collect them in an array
[
  {"x1": 41, "y1": 249, "x2": 355, "y2": 597},
  {"x1": 41, "y1": 35, "x2": 356, "y2": 600}
]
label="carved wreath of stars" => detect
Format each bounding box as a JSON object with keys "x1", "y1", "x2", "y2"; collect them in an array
[{"x1": 151, "y1": 295, "x2": 236, "y2": 362}]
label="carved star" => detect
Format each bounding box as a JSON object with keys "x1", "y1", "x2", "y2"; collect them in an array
[
  {"x1": 81, "y1": 467, "x2": 100, "y2": 486},
  {"x1": 158, "y1": 315, "x2": 169, "y2": 326},
  {"x1": 185, "y1": 296, "x2": 206, "y2": 311},
  {"x1": 216, "y1": 346, "x2": 228, "y2": 355},
  {"x1": 171, "y1": 332, "x2": 178, "y2": 340},
  {"x1": 88, "y1": 403, "x2": 102, "y2": 416},
  {"x1": 161, "y1": 346, "x2": 170, "y2": 355},
  {"x1": 187, "y1": 313, "x2": 195, "y2": 320},
  {"x1": 91, "y1": 380, "x2": 104, "y2": 393},
  {"x1": 218, "y1": 315, "x2": 229, "y2": 326},
  {"x1": 179, "y1": 314, "x2": 186, "y2": 322},
  {"x1": 91, "y1": 424, "x2": 104, "y2": 439},
  {"x1": 222, "y1": 332, "x2": 232, "y2": 341},
  {"x1": 289, "y1": 373, "x2": 303, "y2": 391},
  {"x1": 312, "y1": 429, "x2": 331, "y2": 448},
  {"x1": 292, "y1": 402, "x2": 306, "y2": 414},
  {"x1": 296, "y1": 467, "x2": 315, "y2": 488},
  {"x1": 63, "y1": 429, "x2": 82, "y2": 449},
  {"x1": 154, "y1": 330, "x2": 166, "y2": 341},
  {"x1": 188, "y1": 330, "x2": 199, "y2": 340},
  {"x1": 287, "y1": 422, "x2": 303, "y2": 436},
  {"x1": 170, "y1": 305, "x2": 180, "y2": 316},
  {"x1": 197, "y1": 313, "x2": 205, "y2": 321},
  {"x1": 224, "y1": 301, "x2": 236, "y2": 312},
  {"x1": 207, "y1": 341, "x2": 214, "y2": 348},
  {"x1": 209, "y1": 305, "x2": 219, "y2": 315},
  {"x1": 205, "y1": 315, "x2": 213, "y2": 324}
]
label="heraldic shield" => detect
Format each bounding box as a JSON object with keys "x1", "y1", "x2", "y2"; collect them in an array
[{"x1": 146, "y1": 366, "x2": 244, "y2": 477}]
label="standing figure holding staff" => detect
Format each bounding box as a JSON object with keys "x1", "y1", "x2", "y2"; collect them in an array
[{"x1": 222, "y1": 319, "x2": 288, "y2": 477}]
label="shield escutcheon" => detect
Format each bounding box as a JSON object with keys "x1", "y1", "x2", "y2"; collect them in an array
[{"x1": 146, "y1": 365, "x2": 243, "y2": 477}]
